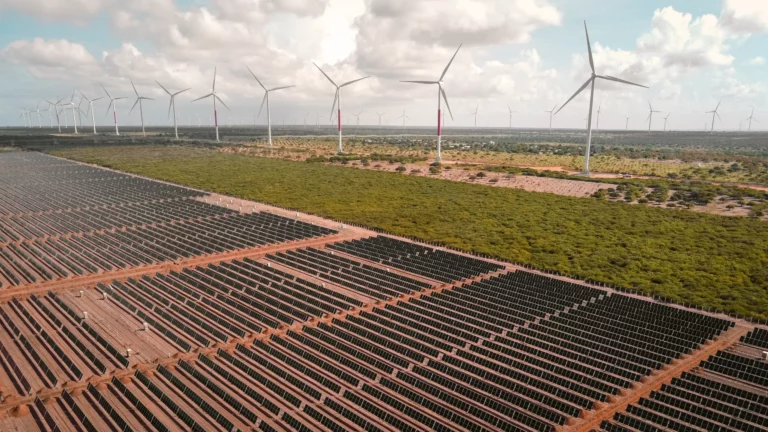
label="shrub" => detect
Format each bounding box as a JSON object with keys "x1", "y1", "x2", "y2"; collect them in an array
[
  {"x1": 395, "y1": 165, "x2": 407, "y2": 173},
  {"x1": 428, "y1": 166, "x2": 441, "y2": 175}
]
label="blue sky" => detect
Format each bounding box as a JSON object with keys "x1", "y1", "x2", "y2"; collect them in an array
[{"x1": 1, "y1": 0, "x2": 766, "y2": 131}]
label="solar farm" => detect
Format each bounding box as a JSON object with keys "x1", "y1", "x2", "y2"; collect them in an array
[{"x1": 0, "y1": 150, "x2": 766, "y2": 432}]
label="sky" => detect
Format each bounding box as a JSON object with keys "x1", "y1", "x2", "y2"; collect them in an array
[{"x1": 0, "y1": 0, "x2": 767, "y2": 131}]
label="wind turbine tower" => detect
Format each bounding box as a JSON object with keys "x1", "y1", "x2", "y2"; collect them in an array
[
  {"x1": 397, "y1": 110, "x2": 410, "y2": 129},
  {"x1": 663, "y1": 113, "x2": 671, "y2": 132},
  {"x1": 507, "y1": 105, "x2": 516, "y2": 129},
  {"x1": 79, "y1": 91, "x2": 103, "y2": 135},
  {"x1": 102, "y1": 85, "x2": 126, "y2": 136},
  {"x1": 399, "y1": 44, "x2": 461, "y2": 163},
  {"x1": 156, "y1": 81, "x2": 190, "y2": 140},
  {"x1": 129, "y1": 79, "x2": 153, "y2": 137},
  {"x1": 470, "y1": 105, "x2": 479, "y2": 128},
  {"x1": 545, "y1": 104, "x2": 557, "y2": 133},
  {"x1": 247, "y1": 66, "x2": 294, "y2": 147},
  {"x1": 646, "y1": 102, "x2": 661, "y2": 133},
  {"x1": 555, "y1": 21, "x2": 647, "y2": 176},
  {"x1": 376, "y1": 112, "x2": 385, "y2": 126},
  {"x1": 192, "y1": 67, "x2": 229, "y2": 143},
  {"x1": 745, "y1": 108, "x2": 758, "y2": 132},
  {"x1": 625, "y1": 116, "x2": 630, "y2": 131},
  {"x1": 705, "y1": 100, "x2": 721, "y2": 133},
  {"x1": 313, "y1": 63, "x2": 369, "y2": 154},
  {"x1": 66, "y1": 90, "x2": 79, "y2": 134}
]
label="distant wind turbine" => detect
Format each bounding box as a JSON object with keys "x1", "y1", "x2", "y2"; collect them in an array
[
  {"x1": 79, "y1": 90, "x2": 102, "y2": 134},
  {"x1": 397, "y1": 109, "x2": 410, "y2": 129},
  {"x1": 192, "y1": 67, "x2": 229, "y2": 142},
  {"x1": 156, "y1": 81, "x2": 190, "y2": 140},
  {"x1": 555, "y1": 21, "x2": 647, "y2": 176},
  {"x1": 376, "y1": 112, "x2": 385, "y2": 126},
  {"x1": 102, "y1": 85, "x2": 126, "y2": 136},
  {"x1": 129, "y1": 79, "x2": 153, "y2": 137},
  {"x1": 625, "y1": 116, "x2": 630, "y2": 131},
  {"x1": 66, "y1": 90, "x2": 79, "y2": 134},
  {"x1": 663, "y1": 113, "x2": 671, "y2": 132},
  {"x1": 647, "y1": 102, "x2": 661, "y2": 133},
  {"x1": 399, "y1": 44, "x2": 461, "y2": 163},
  {"x1": 595, "y1": 103, "x2": 602, "y2": 132},
  {"x1": 353, "y1": 111, "x2": 363, "y2": 126},
  {"x1": 545, "y1": 104, "x2": 557, "y2": 133},
  {"x1": 247, "y1": 66, "x2": 294, "y2": 147},
  {"x1": 470, "y1": 105, "x2": 479, "y2": 128},
  {"x1": 745, "y1": 108, "x2": 758, "y2": 131},
  {"x1": 314, "y1": 62, "x2": 369, "y2": 154},
  {"x1": 705, "y1": 100, "x2": 721, "y2": 133},
  {"x1": 45, "y1": 98, "x2": 63, "y2": 132},
  {"x1": 507, "y1": 105, "x2": 516, "y2": 129}
]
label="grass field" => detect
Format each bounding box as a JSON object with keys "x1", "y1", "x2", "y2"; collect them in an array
[{"x1": 50, "y1": 145, "x2": 768, "y2": 319}]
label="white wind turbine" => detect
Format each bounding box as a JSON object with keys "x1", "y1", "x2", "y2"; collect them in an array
[
  {"x1": 545, "y1": 104, "x2": 557, "y2": 133},
  {"x1": 507, "y1": 105, "x2": 516, "y2": 129},
  {"x1": 397, "y1": 109, "x2": 410, "y2": 129},
  {"x1": 32, "y1": 101, "x2": 44, "y2": 128},
  {"x1": 470, "y1": 105, "x2": 479, "y2": 128},
  {"x1": 314, "y1": 63, "x2": 369, "y2": 154},
  {"x1": 19, "y1": 109, "x2": 28, "y2": 127},
  {"x1": 399, "y1": 44, "x2": 461, "y2": 163},
  {"x1": 555, "y1": 21, "x2": 647, "y2": 176},
  {"x1": 595, "y1": 103, "x2": 602, "y2": 132},
  {"x1": 45, "y1": 98, "x2": 64, "y2": 132},
  {"x1": 376, "y1": 112, "x2": 385, "y2": 126},
  {"x1": 625, "y1": 116, "x2": 630, "y2": 131},
  {"x1": 156, "y1": 81, "x2": 190, "y2": 140},
  {"x1": 79, "y1": 91, "x2": 103, "y2": 135},
  {"x1": 663, "y1": 113, "x2": 671, "y2": 131},
  {"x1": 192, "y1": 67, "x2": 229, "y2": 143},
  {"x1": 129, "y1": 79, "x2": 153, "y2": 137},
  {"x1": 66, "y1": 90, "x2": 79, "y2": 134},
  {"x1": 746, "y1": 108, "x2": 758, "y2": 131},
  {"x1": 353, "y1": 111, "x2": 363, "y2": 126},
  {"x1": 646, "y1": 102, "x2": 661, "y2": 133},
  {"x1": 102, "y1": 85, "x2": 126, "y2": 135},
  {"x1": 247, "y1": 66, "x2": 294, "y2": 148},
  {"x1": 706, "y1": 100, "x2": 722, "y2": 133}
]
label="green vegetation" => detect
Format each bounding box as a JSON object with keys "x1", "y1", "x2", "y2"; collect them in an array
[{"x1": 50, "y1": 145, "x2": 768, "y2": 319}]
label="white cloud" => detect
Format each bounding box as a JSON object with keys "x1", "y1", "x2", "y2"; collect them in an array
[
  {"x1": 0, "y1": 0, "x2": 113, "y2": 23},
  {"x1": 721, "y1": 0, "x2": 768, "y2": 34},
  {"x1": 748, "y1": 56, "x2": 766, "y2": 66},
  {"x1": 0, "y1": 38, "x2": 101, "y2": 79}
]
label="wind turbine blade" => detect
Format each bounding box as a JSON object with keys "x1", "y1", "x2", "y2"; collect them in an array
[
  {"x1": 439, "y1": 44, "x2": 463, "y2": 81},
  {"x1": 129, "y1": 99, "x2": 140, "y2": 115},
  {"x1": 212, "y1": 67, "x2": 217, "y2": 91},
  {"x1": 156, "y1": 81, "x2": 172, "y2": 95},
  {"x1": 168, "y1": 100, "x2": 173, "y2": 119},
  {"x1": 131, "y1": 79, "x2": 139, "y2": 97},
  {"x1": 92, "y1": 97, "x2": 103, "y2": 102},
  {"x1": 257, "y1": 93, "x2": 267, "y2": 119},
  {"x1": 269, "y1": 85, "x2": 295, "y2": 92},
  {"x1": 77, "y1": 90, "x2": 90, "y2": 102},
  {"x1": 329, "y1": 90, "x2": 339, "y2": 120},
  {"x1": 214, "y1": 95, "x2": 230, "y2": 111},
  {"x1": 340, "y1": 76, "x2": 370, "y2": 87},
  {"x1": 715, "y1": 100, "x2": 721, "y2": 111},
  {"x1": 584, "y1": 21, "x2": 595, "y2": 73},
  {"x1": 313, "y1": 62, "x2": 337, "y2": 87},
  {"x1": 101, "y1": 84, "x2": 112, "y2": 99},
  {"x1": 105, "y1": 100, "x2": 113, "y2": 117},
  {"x1": 400, "y1": 80, "x2": 437, "y2": 84},
  {"x1": 597, "y1": 75, "x2": 647, "y2": 89},
  {"x1": 173, "y1": 89, "x2": 191, "y2": 97},
  {"x1": 716, "y1": 112, "x2": 721, "y2": 120},
  {"x1": 246, "y1": 65, "x2": 267, "y2": 91},
  {"x1": 555, "y1": 77, "x2": 593, "y2": 115},
  {"x1": 191, "y1": 93, "x2": 213, "y2": 103}
]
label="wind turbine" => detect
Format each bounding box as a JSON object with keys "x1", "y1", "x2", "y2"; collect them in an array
[
  {"x1": 129, "y1": 79, "x2": 153, "y2": 137},
  {"x1": 303, "y1": 113, "x2": 308, "y2": 129},
  {"x1": 595, "y1": 103, "x2": 602, "y2": 132},
  {"x1": 192, "y1": 67, "x2": 229, "y2": 143},
  {"x1": 399, "y1": 44, "x2": 461, "y2": 162},
  {"x1": 66, "y1": 90, "x2": 79, "y2": 134},
  {"x1": 555, "y1": 21, "x2": 647, "y2": 176},
  {"x1": 247, "y1": 66, "x2": 294, "y2": 148},
  {"x1": 376, "y1": 112, "x2": 385, "y2": 126},
  {"x1": 353, "y1": 111, "x2": 363, "y2": 126},
  {"x1": 746, "y1": 108, "x2": 758, "y2": 131},
  {"x1": 313, "y1": 63, "x2": 369, "y2": 154},
  {"x1": 397, "y1": 109, "x2": 410, "y2": 129},
  {"x1": 646, "y1": 102, "x2": 661, "y2": 133},
  {"x1": 706, "y1": 100, "x2": 721, "y2": 133},
  {"x1": 102, "y1": 85, "x2": 126, "y2": 135},
  {"x1": 545, "y1": 104, "x2": 557, "y2": 133},
  {"x1": 32, "y1": 101, "x2": 44, "y2": 128},
  {"x1": 19, "y1": 109, "x2": 28, "y2": 127},
  {"x1": 663, "y1": 113, "x2": 671, "y2": 132},
  {"x1": 470, "y1": 105, "x2": 479, "y2": 128},
  {"x1": 45, "y1": 98, "x2": 63, "y2": 132},
  {"x1": 625, "y1": 116, "x2": 630, "y2": 131},
  {"x1": 507, "y1": 105, "x2": 516, "y2": 129},
  {"x1": 156, "y1": 81, "x2": 190, "y2": 140}
]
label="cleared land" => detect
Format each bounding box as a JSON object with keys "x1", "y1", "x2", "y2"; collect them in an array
[{"x1": 50, "y1": 145, "x2": 768, "y2": 319}]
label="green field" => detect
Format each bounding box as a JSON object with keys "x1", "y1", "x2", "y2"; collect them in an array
[{"x1": 50, "y1": 145, "x2": 768, "y2": 319}]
